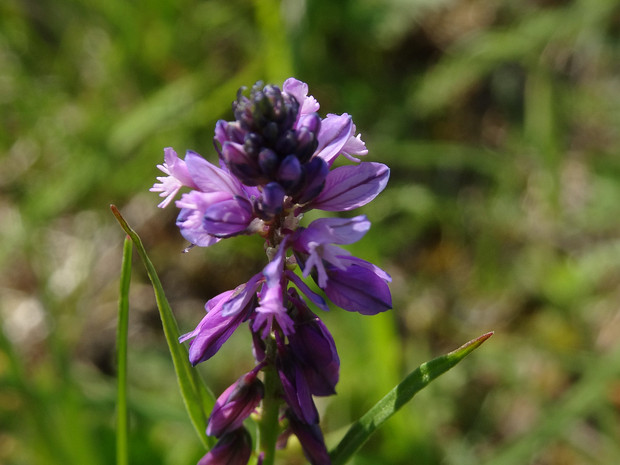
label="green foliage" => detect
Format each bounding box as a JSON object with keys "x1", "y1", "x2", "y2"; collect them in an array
[{"x1": 2, "y1": 0, "x2": 620, "y2": 464}]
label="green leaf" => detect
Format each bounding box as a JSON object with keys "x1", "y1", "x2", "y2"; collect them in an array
[
  {"x1": 110, "y1": 205, "x2": 215, "y2": 449},
  {"x1": 116, "y1": 236, "x2": 131, "y2": 465},
  {"x1": 330, "y1": 332, "x2": 494, "y2": 465}
]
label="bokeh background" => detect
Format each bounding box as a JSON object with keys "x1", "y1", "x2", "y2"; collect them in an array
[{"x1": 2, "y1": 0, "x2": 620, "y2": 464}]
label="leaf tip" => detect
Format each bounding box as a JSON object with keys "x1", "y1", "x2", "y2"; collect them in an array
[{"x1": 449, "y1": 331, "x2": 494, "y2": 358}]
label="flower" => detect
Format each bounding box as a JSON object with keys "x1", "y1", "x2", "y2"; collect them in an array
[
  {"x1": 207, "y1": 370, "x2": 264, "y2": 438},
  {"x1": 179, "y1": 278, "x2": 261, "y2": 365},
  {"x1": 197, "y1": 428, "x2": 252, "y2": 465},
  {"x1": 153, "y1": 78, "x2": 391, "y2": 463}
]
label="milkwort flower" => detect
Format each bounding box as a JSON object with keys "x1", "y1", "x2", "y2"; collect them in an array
[{"x1": 151, "y1": 78, "x2": 391, "y2": 465}]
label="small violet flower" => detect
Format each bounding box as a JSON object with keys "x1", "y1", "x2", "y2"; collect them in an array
[
  {"x1": 207, "y1": 369, "x2": 264, "y2": 438},
  {"x1": 152, "y1": 78, "x2": 391, "y2": 465}
]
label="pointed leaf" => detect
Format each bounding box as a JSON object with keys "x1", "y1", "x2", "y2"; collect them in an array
[
  {"x1": 116, "y1": 236, "x2": 132, "y2": 465},
  {"x1": 111, "y1": 205, "x2": 215, "y2": 449},
  {"x1": 330, "y1": 332, "x2": 494, "y2": 465}
]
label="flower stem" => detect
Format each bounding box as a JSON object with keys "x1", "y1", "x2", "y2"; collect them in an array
[{"x1": 258, "y1": 336, "x2": 281, "y2": 465}]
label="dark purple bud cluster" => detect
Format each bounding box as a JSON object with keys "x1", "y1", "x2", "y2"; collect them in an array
[{"x1": 216, "y1": 82, "x2": 328, "y2": 218}]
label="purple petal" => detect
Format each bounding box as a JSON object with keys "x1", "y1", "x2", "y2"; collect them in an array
[
  {"x1": 338, "y1": 255, "x2": 392, "y2": 282},
  {"x1": 203, "y1": 196, "x2": 254, "y2": 237},
  {"x1": 285, "y1": 411, "x2": 331, "y2": 465},
  {"x1": 295, "y1": 156, "x2": 328, "y2": 205},
  {"x1": 314, "y1": 113, "x2": 353, "y2": 166},
  {"x1": 207, "y1": 371, "x2": 264, "y2": 437},
  {"x1": 185, "y1": 150, "x2": 243, "y2": 195},
  {"x1": 221, "y1": 273, "x2": 263, "y2": 317},
  {"x1": 176, "y1": 208, "x2": 220, "y2": 247},
  {"x1": 214, "y1": 119, "x2": 245, "y2": 148},
  {"x1": 323, "y1": 263, "x2": 392, "y2": 315},
  {"x1": 262, "y1": 238, "x2": 287, "y2": 287},
  {"x1": 253, "y1": 281, "x2": 295, "y2": 337},
  {"x1": 180, "y1": 292, "x2": 250, "y2": 365},
  {"x1": 197, "y1": 428, "x2": 252, "y2": 465},
  {"x1": 302, "y1": 216, "x2": 371, "y2": 245},
  {"x1": 288, "y1": 301, "x2": 339, "y2": 396},
  {"x1": 285, "y1": 271, "x2": 329, "y2": 311},
  {"x1": 277, "y1": 346, "x2": 319, "y2": 424},
  {"x1": 150, "y1": 147, "x2": 197, "y2": 208},
  {"x1": 341, "y1": 122, "x2": 368, "y2": 161},
  {"x1": 310, "y1": 162, "x2": 390, "y2": 211},
  {"x1": 283, "y1": 78, "x2": 320, "y2": 117}
]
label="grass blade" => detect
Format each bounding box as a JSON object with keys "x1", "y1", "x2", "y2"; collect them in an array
[
  {"x1": 110, "y1": 205, "x2": 215, "y2": 449},
  {"x1": 116, "y1": 236, "x2": 132, "y2": 465},
  {"x1": 330, "y1": 332, "x2": 494, "y2": 465}
]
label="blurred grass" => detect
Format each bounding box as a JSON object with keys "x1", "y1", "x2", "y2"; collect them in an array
[{"x1": 2, "y1": 0, "x2": 620, "y2": 464}]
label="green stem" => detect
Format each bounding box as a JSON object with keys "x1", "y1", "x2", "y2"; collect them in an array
[
  {"x1": 258, "y1": 336, "x2": 281, "y2": 465},
  {"x1": 116, "y1": 236, "x2": 132, "y2": 465}
]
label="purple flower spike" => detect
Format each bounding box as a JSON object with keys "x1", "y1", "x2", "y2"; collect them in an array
[
  {"x1": 197, "y1": 428, "x2": 252, "y2": 465},
  {"x1": 152, "y1": 78, "x2": 392, "y2": 464},
  {"x1": 207, "y1": 371, "x2": 264, "y2": 437},
  {"x1": 286, "y1": 411, "x2": 331, "y2": 465}
]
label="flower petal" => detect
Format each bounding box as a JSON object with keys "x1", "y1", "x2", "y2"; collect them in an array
[
  {"x1": 197, "y1": 428, "x2": 252, "y2": 465},
  {"x1": 203, "y1": 196, "x2": 254, "y2": 237},
  {"x1": 314, "y1": 113, "x2": 353, "y2": 166},
  {"x1": 185, "y1": 150, "x2": 244, "y2": 195},
  {"x1": 207, "y1": 371, "x2": 264, "y2": 437},
  {"x1": 310, "y1": 162, "x2": 389, "y2": 211},
  {"x1": 283, "y1": 78, "x2": 320, "y2": 117},
  {"x1": 323, "y1": 262, "x2": 392, "y2": 315}
]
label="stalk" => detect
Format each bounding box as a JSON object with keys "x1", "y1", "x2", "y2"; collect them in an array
[{"x1": 258, "y1": 336, "x2": 281, "y2": 465}]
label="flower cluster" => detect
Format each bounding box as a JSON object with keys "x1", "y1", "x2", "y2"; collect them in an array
[{"x1": 151, "y1": 78, "x2": 391, "y2": 465}]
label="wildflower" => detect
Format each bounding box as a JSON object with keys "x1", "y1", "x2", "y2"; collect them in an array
[
  {"x1": 179, "y1": 277, "x2": 261, "y2": 366},
  {"x1": 152, "y1": 77, "x2": 391, "y2": 464}
]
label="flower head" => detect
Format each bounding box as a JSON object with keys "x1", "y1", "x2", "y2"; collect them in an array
[{"x1": 153, "y1": 78, "x2": 391, "y2": 464}]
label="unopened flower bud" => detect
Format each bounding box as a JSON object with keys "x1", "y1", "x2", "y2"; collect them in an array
[
  {"x1": 207, "y1": 371, "x2": 264, "y2": 438},
  {"x1": 197, "y1": 428, "x2": 252, "y2": 465}
]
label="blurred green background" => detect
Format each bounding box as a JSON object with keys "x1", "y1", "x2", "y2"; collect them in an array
[{"x1": 2, "y1": 0, "x2": 620, "y2": 464}]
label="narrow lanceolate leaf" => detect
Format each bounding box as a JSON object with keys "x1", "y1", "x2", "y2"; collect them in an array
[
  {"x1": 111, "y1": 205, "x2": 215, "y2": 449},
  {"x1": 330, "y1": 332, "x2": 494, "y2": 465},
  {"x1": 116, "y1": 236, "x2": 132, "y2": 465}
]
